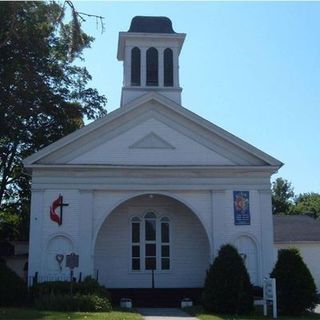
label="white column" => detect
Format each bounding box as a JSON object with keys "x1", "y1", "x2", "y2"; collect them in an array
[
  {"x1": 141, "y1": 47, "x2": 147, "y2": 87},
  {"x1": 78, "y1": 190, "x2": 94, "y2": 278},
  {"x1": 124, "y1": 46, "x2": 132, "y2": 87},
  {"x1": 211, "y1": 190, "x2": 226, "y2": 260},
  {"x1": 158, "y1": 47, "x2": 164, "y2": 87},
  {"x1": 259, "y1": 189, "x2": 274, "y2": 286},
  {"x1": 28, "y1": 189, "x2": 44, "y2": 284},
  {"x1": 173, "y1": 47, "x2": 179, "y2": 87}
]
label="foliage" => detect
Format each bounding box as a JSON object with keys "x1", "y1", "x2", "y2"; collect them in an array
[
  {"x1": 0, "y1": 1, "x2": 107, "y2": 240},
  {"x1": 271, "y1": 248, "x2": 318, "y2": 315},
  {"x1": 202, "y1": 244, "x2": 253, "y2": 315},
  {"x1": 35, "y1": 293, "x2": 111, "y2": 312},
  {"x1": 292, "y1": 193, "x2": 320, "y2": 219},
  {"x1": 272, "y1": 178, "x2": 295, "y2": 214},
  {"x1": 31, "y1": 276, "x2": 111, "y2": 301},
  {"x1": 0, "y1": 260, "x2": 27, "y2": 306}
]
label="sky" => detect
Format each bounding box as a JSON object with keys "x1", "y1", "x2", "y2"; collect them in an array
[{"x1": 72, "y1": 1, "x2": 320, "y2": 195}]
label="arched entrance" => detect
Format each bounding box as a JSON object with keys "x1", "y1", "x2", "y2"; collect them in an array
[{"x1": 94, "y1": 194, "x2": 210, "y2": 289}]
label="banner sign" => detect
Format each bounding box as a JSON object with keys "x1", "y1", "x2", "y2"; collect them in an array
[{"x1": 233, "y1": 191, "x2": 250, "y2": 225}]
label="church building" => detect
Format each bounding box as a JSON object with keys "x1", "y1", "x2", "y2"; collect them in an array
[{"x1": 24, "y1": 17, "x2": 282, "y2": 292}]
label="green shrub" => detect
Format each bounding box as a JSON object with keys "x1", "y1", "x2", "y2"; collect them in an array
[
  {"x1": 202, "y1": 244, "x2": 253, "y2": 314},
  {"x1": 271, "y1": 248, "x2": 318, "y2": 315},
  {"x1": 35, "y1": 293, "x2": 112, "y2": 312},
  {"x1": 30, "y1": 276, "x2": 111, "y2": 301},
  {"x1": 0, "y1": 260, "x2": 27, "y2": 306}
]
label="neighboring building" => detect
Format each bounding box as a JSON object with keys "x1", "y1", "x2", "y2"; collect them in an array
[
  {"x1": 1, "y1": 241, "x2": 29, "y2": 280},
  {"x1": 274, "y1": 214, "x2": 320, "y2": 292},
  {"x1": 24, "y1": 16, "x2": 282, "y2": 291}
]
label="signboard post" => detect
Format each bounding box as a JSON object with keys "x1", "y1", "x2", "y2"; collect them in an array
[
  {"x1": 263, "y1": 278, "x2": 277, "y2": 318},
  {"x1": 66, "y1": 252, "x2": 79, "y2": 295}
]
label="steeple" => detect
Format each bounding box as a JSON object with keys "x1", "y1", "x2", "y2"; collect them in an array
[{"x1": 117, "y1": 16, "x2": 186, "y2": 107}]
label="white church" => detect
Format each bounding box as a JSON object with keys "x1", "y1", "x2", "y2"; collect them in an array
[{"x1": 24, "y1": 16, "x2": 282, "y2": 295}]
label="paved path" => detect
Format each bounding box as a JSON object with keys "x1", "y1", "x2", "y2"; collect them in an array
[{"x1": 137, "y1": 308, "x2": 198, "y2": 320}]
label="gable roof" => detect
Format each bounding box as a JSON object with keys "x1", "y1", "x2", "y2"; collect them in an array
[
  {"x1": 23, "y1": 92, "x2": 283, "y2": 169},
  {"x1": 273, "y1": 215, "x2": 320, "y2": 243}
]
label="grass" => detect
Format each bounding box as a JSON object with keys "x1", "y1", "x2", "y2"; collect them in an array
[
  {"x1": 184, "y1": 306, "x2": 320, "y2": 320},
  {"x1": 0, "y1": 308, "x2": 143, "y2": 320},
  {"x1": 2, "y1": 306, "x2": 320, "y2": 320}
]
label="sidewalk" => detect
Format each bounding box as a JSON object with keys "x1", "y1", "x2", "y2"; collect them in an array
[{"x1": 137, "y1": 308, "x2": 198, "y2": 320}]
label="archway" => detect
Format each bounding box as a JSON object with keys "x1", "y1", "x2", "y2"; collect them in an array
[{"x1": 94, "y1": 194, "x2": 210, "y2": 289}]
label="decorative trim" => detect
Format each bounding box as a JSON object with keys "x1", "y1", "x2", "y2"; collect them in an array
[{"x1": 129, "y1": 132, "x2": 175, "y2": 149}]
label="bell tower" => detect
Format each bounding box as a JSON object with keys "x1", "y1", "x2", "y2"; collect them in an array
[{"x1": 117, "y1": 16, "x2": 186, "y2": 107}]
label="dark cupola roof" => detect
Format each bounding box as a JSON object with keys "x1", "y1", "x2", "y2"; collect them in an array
[{"x1": 128, "y1": 16, "x2": 176, "y2": 34}]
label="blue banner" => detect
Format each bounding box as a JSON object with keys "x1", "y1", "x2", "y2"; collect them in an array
[{"x1": 233, "y1": 191, "x2": 250, "y2": 225}]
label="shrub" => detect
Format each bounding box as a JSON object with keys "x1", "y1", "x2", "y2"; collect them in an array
[
  {"x1": 35, "y1": 293, "x2": 112, "y2": 312},
  {"x1": 0, "y1": 260, "x2": 27, "y2": 306},
  {"x1": 30, "y1": 276, "x2": 111, "y2": 301},
  {"x1": 271, "y1": 248, "x2": 318, "y2": 315},
  {"x1": 202, "y1": 244, "x2": 253, "y2": 314}
]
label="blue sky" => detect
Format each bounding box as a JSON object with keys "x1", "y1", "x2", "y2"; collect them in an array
[{"x1": 73, "y1": 1, "x2": 320, "y2": 195}]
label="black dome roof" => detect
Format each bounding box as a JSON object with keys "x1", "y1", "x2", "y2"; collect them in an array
[{"x1": 128, "y1": 16, "x2": 176, "y2": 34}]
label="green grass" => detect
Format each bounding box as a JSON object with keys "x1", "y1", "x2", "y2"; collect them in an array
[
  {"x1": 0, "y1": 308, "x2": 143, "y2": 320},
  {"x1": 184, "y1": 306, "x2": 320, "y2": 320}
]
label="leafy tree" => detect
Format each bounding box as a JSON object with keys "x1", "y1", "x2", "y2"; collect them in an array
[
  {"x1": 272, "y1": 177, "x2": 295, "y2": 214},
  {"x1": 0, "y1": 1, "x2": 107, "y2": 239},
  {"x1": 271, "y1": 248, "x2": 317, "y2": 315},
  {"x1": 202, "y1": 244, "x2": 253, "y2": 315},
  {"x1": 292, "y1": 193, "x2": 320, "y2": 219}
]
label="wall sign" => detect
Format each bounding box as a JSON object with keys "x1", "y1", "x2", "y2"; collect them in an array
[{"x1": 233, "y1": 191, "x2": 250, "y2": 225}]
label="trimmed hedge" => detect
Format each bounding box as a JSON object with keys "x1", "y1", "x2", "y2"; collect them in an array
[
  {"x1": 202, "y1": 244, "x2": 253, "y2": 315},
  {"x1": 0, "y1": 260, "x2": 27, "y2": 306},
  {"x1": 271, "y1": 248, "x2": 318, "y2": 315},
  {"x1": 35, "y1": 293, "x2": 112, "y2": 312},
  {"x1": 30, "y1": 276, "x2": 111, "y2": 301}
]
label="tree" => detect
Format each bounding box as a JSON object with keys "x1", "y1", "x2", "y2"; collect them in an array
[
  {"x1": 202, "y1": 244, "x2": 253, "y2": 315},
  {"x1": 291, "y1": 193, "x2": 320, "y2": 219},
  {"x1": 0, "y1": 1, "x2": 107, "y2": 239},
  {"x1": 271, "y1": 177, "x2": 295, "y2": 214},
  {"x1": 271, "y1": 248, "x2": 317, "y2": 315}
]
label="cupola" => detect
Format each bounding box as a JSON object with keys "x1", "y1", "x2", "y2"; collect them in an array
[{"x1": 117, "y1": 16, "x2": 186, "y2": 107}]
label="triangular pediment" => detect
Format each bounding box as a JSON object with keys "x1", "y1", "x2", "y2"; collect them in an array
[
  {"x1": 130, "y1": 132, "x2": 175, "y2": 149},
  {"x1": 24, "y1": 92, "x2": 283, "y2": 170}
]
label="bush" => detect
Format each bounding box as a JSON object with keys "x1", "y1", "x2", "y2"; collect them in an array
[
  {"x1": 30, "y1": 276, "x2": 111, "y2": 301},
  {"x1": 271, "y1": 248, "x2": 318, "y2": 315},
  {"x1": 202, "y1": 244, "x2": 253, "y2": 314},
  {"x1": 35, "y1": 293, "x2": 112, "y2": 312},
  {"x1": 0, "y1": 259, "x2": 27, "y2": 306}
]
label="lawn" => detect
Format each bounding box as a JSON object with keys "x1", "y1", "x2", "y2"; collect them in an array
[
  {"x1": 185, "y1": 306, "x2": 320, "y2": 320},
  {"x1": 0, "y1": 308, "x2": 143, "y2": 320}
]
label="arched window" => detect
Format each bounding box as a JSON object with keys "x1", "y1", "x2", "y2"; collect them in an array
[
  {"x1": 130, "y1": 213, "x2": 170, "y2": 271},
  {"x1": 146, "y1": 47, "x2": 158, "y2": 86},
  {"x1": 131, "y1": 217, "x2": 141, "y2": 270},
  {"x1": 160, "y1": 217, "x2": 170, "y2": 270},
  {"x1": 131, "y1": 47, "x2": 141, "y2": 86},
  {"x1": 163, "y1": 48, "x2": 173, "y2": 87},
  {"x1": 144, "y1": 212, "x2": 157, "y2": 270}
]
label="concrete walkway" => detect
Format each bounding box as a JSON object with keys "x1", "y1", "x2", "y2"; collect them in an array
[{"x1": 137, "y1": 308, "x2": 198, "y2": 320}]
